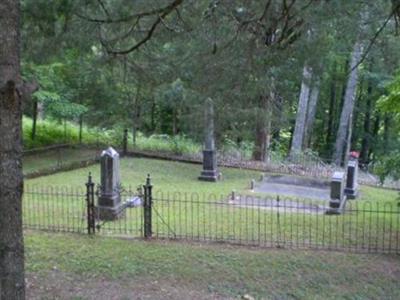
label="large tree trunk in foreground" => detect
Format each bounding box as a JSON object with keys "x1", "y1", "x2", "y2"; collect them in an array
[
  {"x1": 0, "y1": 1, "x2": 25, "y2": 299},
  {"x1": 290, "y1": 65, "x2": 312, "y2": 157},
  {"x1": 333, "y1": 41, "x2": 363, "y2": 165}
]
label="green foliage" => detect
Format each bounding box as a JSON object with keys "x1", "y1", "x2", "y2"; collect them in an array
[
  {"x1": 20, "y1": 0, "x2": 400, "y2": 169},
  {"x1": 135, "y1": 133, "x2": 201, "y2": 155},
  {"x1": 373, "y1": 151, "x2": 400, "y2": 183},
  {"x1": 22, "y1": 117, "x2": 202, "y2": 156},
  {"x1": 22, "y1": 116, "x2": 113, "y2": 149},
  {"x1": 378, "y1": 72, "x2": 400, "y2": 114},
  {"x1": 24, "y1": 62, "x2": 88, "y2": 120}
]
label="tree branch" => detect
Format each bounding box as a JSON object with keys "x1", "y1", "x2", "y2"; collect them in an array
[
  {"x1": 350, "y1": 2, "x2": 400, "y2": 72},
  {"x1": 76, "y1": 0, "x2": 183, "y2": 24}
]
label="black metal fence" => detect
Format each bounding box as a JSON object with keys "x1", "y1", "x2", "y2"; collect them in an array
[{"x1": 23, "y1": 175, "x2": 400, "y2": 254}]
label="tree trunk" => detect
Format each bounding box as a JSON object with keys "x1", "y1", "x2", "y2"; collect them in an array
[
  {"x1": 360, "y1": 77, "x2": 373, "y2": 163},
  {"x1": 290, "y1": 65, "x2": 312, "y2": 157},
  {"x1": 271, "y1": 94, "x2": 283, "y2": 149},
  {"x1": 0, "y1": 1, "x2": 26, "y2": 299},
  {"x1": 31, "y1": 100, "x2": 38, "y2": 140},
  {"x1": 253, "y1": 95, "x2": 271, "y2": 161},
  {"x1": 131, "y1": 84, "x2": 141, "y2": 146},
  {"x1": 350, "y1": 77, "x2": 364, "y2": 146},
  {"x1": 79, "y1": 115, "x2": 83, "y2": 144},
  {"x1": 383, "y1": 115, "x2": 390, "y2": 155},
  {"x1": 150, "y1": 98, "x2": 156, "y2": 133},
  {"x1": 368, "y1": 114, "x2": 380, "y2": 160},
  {"x1": 303, "y1": 78, "x2": 321, "y2": 149},
  {"x1": 333, "y1": 41, "x2": 363, "y2": 165},
  {"x1": 325, "y1": 64, "x2": 337, "y2": 155}
]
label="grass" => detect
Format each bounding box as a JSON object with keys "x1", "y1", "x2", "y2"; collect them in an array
[
  {"x1": 25, "y1": 231, "x2": 400, "y2": 299},
  {"x1": 24, "y1": 156, "x2": 400, "y2": 252},
  {"x1": 26, "y1": 155, "x2": 260, "y2": 194},
  {"x1": 23, "y1": 147, "x2": 99, "y2": 174},
  {"x1": 22, "y1": 116, "x2": 115, "y2": 149}
]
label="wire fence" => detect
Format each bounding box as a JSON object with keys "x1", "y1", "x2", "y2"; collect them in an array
[{"x1": 23, "y1": 180, "x2": 400, "y2": 254}]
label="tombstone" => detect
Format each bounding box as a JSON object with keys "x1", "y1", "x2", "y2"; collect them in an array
[
  {"x1": 250, "y1": 179, "x2": 255, "y2": 191},
  {"x1": 327, "y1": 171, "x2": 346, "y2": 215},
  {"x1": 97, "y1": 147, "x2": 125, "y2": 220},
  {"x1": 199, "y1": 98, "x2": 219, "y2": 182},
  {"x1": 344, "y1": 159, "x2": 358, "y2": 199}
]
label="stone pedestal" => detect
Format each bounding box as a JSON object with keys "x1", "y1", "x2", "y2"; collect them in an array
[
  {"x1": 344, "y1": 159, "x2": 358, "y2": 199},
  {"x1": 199, "y1": 150, "x2": 218, "y2": 182},
  {"x1": 327, "y1": 171, "x2": 347, "y2": 215},
  {"x1": 97, "y1": 147, "x2": 125, "y2": 220}
]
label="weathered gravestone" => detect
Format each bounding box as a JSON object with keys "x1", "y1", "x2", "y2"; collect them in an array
[
  {"x1": 344, "y1": 159, "x2": 358, "y2": 199},
  {"x1": 326, "y1": 171, "x2": 346, "y2": 214},
  {"x1": 199, "y1": 98, "x2": 219, "y2": 182},
  {"x1": 97, "y1": 147, "x2": 124, "y2": 220}
]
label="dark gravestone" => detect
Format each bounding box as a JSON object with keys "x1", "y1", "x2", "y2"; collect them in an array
[
  {"x1": 199, "y1": 98, "x2": 219, "y2": 182},
  {"x1": 327, "y1": 171, "x2": 346, "y2": 215},
  {"x1": 97, "y1": 147, "x2": 125, "y2": 220},
  {"x1": 345, "y1": 159, "x2": 358, "y2": 199}
]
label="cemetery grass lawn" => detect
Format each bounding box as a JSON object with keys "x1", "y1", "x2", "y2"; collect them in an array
[
  {"x1": 26, "y1": 156, "x2": 263, "y2": 196},
  {"x1": 26, "y1": 156, "x2": 399, "y2": 203},
  {"x1": 23, "y1": 147, "x2": 99, "y2": 174},
  {"x1": 25, "y1": 231, "x2": 400, "y2": 299}
]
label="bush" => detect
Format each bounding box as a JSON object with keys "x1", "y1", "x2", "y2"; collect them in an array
[
  {"x1": 373, "y1": 151, "x2": 400, "y2": 184},
  {"x1": 22, "y1": 117, "x2": 115, "y2": 149}
]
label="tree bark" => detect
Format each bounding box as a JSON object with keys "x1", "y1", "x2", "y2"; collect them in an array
[
  {"x1": 368, "y1": 114, "x2": 380, "y2": 159},
  {"x1": 253, "y1": 95, "x2": 271, "y2": 161},
  {"x1": 303, "y1": 78, "x2": 320, "y2": 149},
  {"x1": 290, "y1": 65, "x2": 312, "y2": 157},
  {"x1": 325, "y1": 63, "x2": 337, "y2": 155},
  {"x1": 31, "y1": 100, "x2": 38, "y2": 140},
  {"x1": 383, "y1": 115, "x2": 390, "y2": 155},
  {"x1": 271, "y1": 94, "x2": 283, "y2": 149},
  {"x1": 333, "y1": 41, "x2": 363, "y2": 165},
  {"x1": 79, "y1": 115, "x2": 83, "y2": 144},
  {"x1": 360, "y1": 77, "x2": 373, "y2": 163},
  {"x1": 0, "y1": 0, "x2": 26, "y2": 299}
]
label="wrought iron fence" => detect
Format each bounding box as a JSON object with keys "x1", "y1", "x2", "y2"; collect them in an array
[
  {"x1": 23, "y1": 175, "x2": 400, "y2": 254},
  {"x1": 23, "y1": 185, "x2": 87, "y2": 233},
  {"x1": 149, "y1": 192, "x2": 399, "y2": 253}
]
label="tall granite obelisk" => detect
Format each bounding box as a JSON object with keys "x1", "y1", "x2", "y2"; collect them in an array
[{"x1": 199, "y1": 98, "x2": 219, "y2": 182}]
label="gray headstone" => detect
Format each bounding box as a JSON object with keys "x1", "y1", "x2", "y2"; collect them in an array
[
  {"x1": 345, "y1": 159, "x2": 358, "y2": 199},
  {"x1": 330, "y1": 171, "x2": 345, "y2": 201},
  {"x1": 327, "y1": 171, "x2": 346, "y2": 214},
  {"x1": 199, "y1": 98, "x2": 219, "y2": 182},
  {"x1": 98, "y1": 147, "x2": 124, "y2": 220}
]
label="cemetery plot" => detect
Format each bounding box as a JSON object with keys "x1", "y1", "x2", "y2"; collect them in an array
[
  {"x1": 254, "y1": 175, "x2": 331, "y2": 201},
  {"x1": 23, "y1": 156, "x2": 400, "y2": 253}
]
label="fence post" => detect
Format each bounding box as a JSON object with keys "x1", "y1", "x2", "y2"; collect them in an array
[
  {"x1": 122, "y1": 128, "x2": 128, "y2": 156},
  {"x1": 143, "y1": 174, "x2": 153, "y2": 239},
  {"x1": 86, "y1": 172, "x2": 96, "y2": 235}
]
